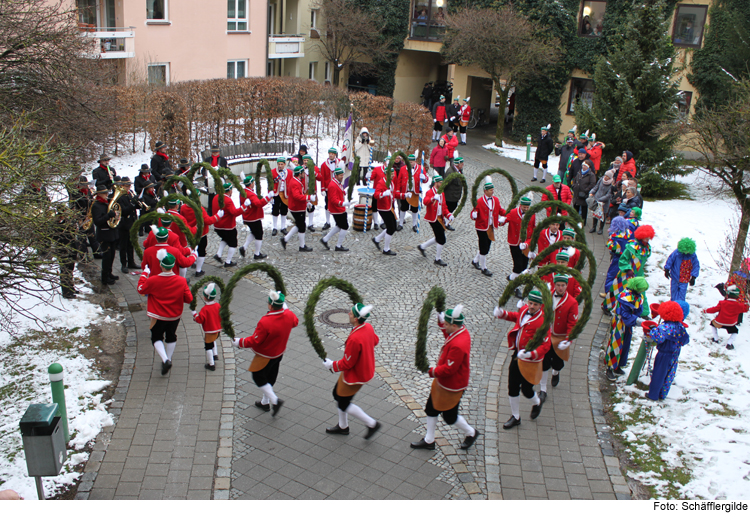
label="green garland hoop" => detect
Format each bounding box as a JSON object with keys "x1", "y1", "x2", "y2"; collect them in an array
[
  {"x1": 498, "y1": 274, "x2": 554, "y2": 352},
  {"x1": 527, "y1": 213, "x2": 586, "y2": 254},
  {"x1": 529, "y1": 239, "x2": 597, "y2": 286},
  {"x1": 384, "y1": 151, "x2": 412, "y2": 188},
  {"x1": 415, "y1": 286, "x2": 446, "y2": 373},
  {"x1": 520, "y1": 200, "x2": 583, "y2": 244},
  {"x1": 189, "y1": 276, "x2": 227, "y2": 312},
  {"x1": 437, "y1": 172, "x2": 468, "y2": 217},
  {"x1": 507, "y1": 185, "x2": 556, "y2": 212},
  {"x1": 161, "y1": 175, "x2": 198, "y2": 199},
  {"x1": 304, "y1": 159, "x2": 318, "y2": 197},
  {"x1": 347, "y1": 155, "x2": 361, "y2": 201},
  {"x1": 219, "y1": 263, "x2": 287, "y2": 339},
  {"x1": 129, "y1": 211, "x2": 196, "y2": 260},
  {"x1": 471, "y1": 168, "x2": 519, "y2": 208},
  {"x1": 533, "y1": 263, "x2": 592, "y2": 341},
  {"x1": 155, "y1": 192, "x2": 204, "y2": 247},
  {"x1": 304, "y1": 277, "x2": 364, "y2": 360},
  {"x1": 254, "y1": 159, "x2": 274, "y2": 196},
  {"x1": 217, "y1": 167, "x2": 247, "y2": 201}
]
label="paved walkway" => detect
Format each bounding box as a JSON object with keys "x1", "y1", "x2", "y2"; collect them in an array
[{"x1": 76, "y1": 127, "x2": 629, "y2": 500}]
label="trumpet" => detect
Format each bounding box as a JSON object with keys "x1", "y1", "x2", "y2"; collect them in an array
[{"x1": 107, "y1": 185, "x2": 126, "y2": 228}]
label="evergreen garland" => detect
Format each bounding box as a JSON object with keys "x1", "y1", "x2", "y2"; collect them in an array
[
  {"x1": 183, "y1": 162, "x2": 218, "y2": 183},
  {"x1": 155, "y1": 192, "x2": 204, "y2": 247},
  {"x1": 497, "y1": 274, "x2": 553, "y2": 351},
  {"x1": 384, "y1": 151, "x2": 412, "y2": 188},
  {"x1": 471, "y1": 168, "x2": 519, "y2": 208},
  {"x1": 529, "y1": 239, "x2": 597, "y2": 287},
  {"x1": 161, "y1": 175, "x2": 198, "y2": 199},
  {"x1": 129, "y1": 211, "x2": 194, "y2": 260},
  {"x1": 506, "y1": 185, "x2": 555, "y2": 211},
  {"x1": 533, "y1": 263, "x2": 592, "y2": 341},
  {"x1": 217, "y1": 167, "x2": 247, "y2": 200},
  {"x1": 347, "y1": 155, "x2": 361, "y2": 201},
  {"x1": 219, "y1": 262, "x2": 287, "y2": 339},
  {"x1": 189, "y1": 276, "x2": 226, "y2": 312},
  {"x1": 305, "y1": 159, "x2": 317, "y2": 197},
  {"x1": 303, "y1": 277, "x2": 364, "y2": 360},
  {"x1": 525, "y1": 210, "x2": 584, "y2": 248},
  {"x1": 254, "y1": 159, "x2": 274, "y2": 196},
  {"x1": 520, "y1": 200, "x2": 582, "y2": 243},
  {"x1": 415, "y1": 286, "x2": 446, "y2": 373},
  {"x1": 437, "y1": 172, "x2": 468, "y2": 217}
]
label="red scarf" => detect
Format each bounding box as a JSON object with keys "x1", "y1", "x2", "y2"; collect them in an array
[
  {"x1": 211, "y1": 155, "x2": 219, "y2": 167},
  {"x1": 157, "y1": 151, "x2": 169, "y2": 160},
  {"x1": 96, "y1": 195, "x2": 108, "y2": 204}
]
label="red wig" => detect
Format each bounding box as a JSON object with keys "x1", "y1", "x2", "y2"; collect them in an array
[
  {"x1": 634, "y1": 225, "x2": 655, "y2": 241},
  {"x1": 659, "y1": 301, "x2": 684, "y2": 322}
]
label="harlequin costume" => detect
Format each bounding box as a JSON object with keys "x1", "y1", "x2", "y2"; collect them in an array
[
  {"x1": 494, "y1": 289, "x2": 551, "y2": 429},
  {"x1": 212, "y1": 183, "x2": 244, "y2": 267},
  {"x1": 192, "y1": 283, "x2": 222, "y2": 371},
  {"x1": 410, "y1": 306, "x2": 480, "y2": 451},
  {"x1": 417, "y1": 174, "x2": 454, "y2": 267},
  {"x1": 539, "y1": 275, "x2": 579, "y2": 400},
  {"x1": 647, "y1": 301, "x2": 690, "y2": 400},
  {"x1": 281, "y1": 165, "x2": 315, "y2": 251},
  {"x1": 605, "y1": 277, "x2": 649, "y2": 381},
  {"x1": 604, "y1": 225, "x2": 654, "y2": 314},
  {"x1": 664, "y1": 238, "x2": 700, "y2": 302},
  {"x1": 322, "y1": 304, "x2": 381, "y2": 439},
  {"x1": 470, "y1": 180, "x2": 505, "y2": 277},
  {"x1": 270, "y1": 157, "x2": 290, "y2": 235},
  {"x1": 603, "y1": 217, "x2": 632, "y2": 296},
  {"x1": 704, "y1": 285, "x2": 748, "y2": 350},
  {"x1": 232, "y1": 291, "x2": 299, "y2": 416},
  {"x1": 504, "y1": 196, "x2": 535, "y2": 279}
]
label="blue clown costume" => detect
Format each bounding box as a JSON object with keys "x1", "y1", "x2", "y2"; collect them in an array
[
  {"x1": 664, "y1": 238, "x2": 700, "y2": 302},
  {"x1": 647, "y1": 301, "x2": 690, "y2": 400}
]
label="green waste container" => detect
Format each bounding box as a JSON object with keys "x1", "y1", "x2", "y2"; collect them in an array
[{"x1": 20, "y1": 403, "x2": 67, "y2": 477}]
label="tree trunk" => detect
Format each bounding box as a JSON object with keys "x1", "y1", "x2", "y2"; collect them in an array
[
  {"x1": 494, "y1": 81, "x2": 510, "y2": 147},
  {"x1": 731, "y1": 196, "x2": 750, "y2": 273}
]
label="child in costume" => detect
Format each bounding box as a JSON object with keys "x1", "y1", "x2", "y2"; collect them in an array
[
  {"x1": 646, "y1": 301, "x2": 690, "y2": 400},
  {"x1": 664, "y1": 237, "x2": 700, "y2": 301},
  {"x1": 704, "y1": 285, "x2": 748, "y2": 350},
  {"x1": 192, "y1": 283, "x2": 222, "y2": 371}
]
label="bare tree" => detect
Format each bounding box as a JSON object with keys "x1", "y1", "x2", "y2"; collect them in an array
[
  {"x1": 310, "y1": 0, "x2": 388, "y2": 87},
  {"x1": 441, "y1": 5, "x2": 560, "y2": 144}
]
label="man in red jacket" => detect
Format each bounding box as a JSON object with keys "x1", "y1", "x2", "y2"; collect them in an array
[
  {"x1": 281, "y1": 165, "x2": 315, "y2": 252},
  {"x1": 271, "y1": 157, "x2": 290, "y2": 236},
  {"x1": 192, "y1": 282, "x2": 222, "y2": 371},
  {"x1": 541, "y1": 175, "x2": 572, "y2": 218},
  {"x1": 431, "y1": 94, "x2": 447, "y2": 142},
  {"x1": 441, "y1": 129, "x2": 459, "y2": 162},
  {"x1": 143, "y1": 220, "x2": 185, "y2": 251},
  {"x1": 232, "y1": 291, "x2": 299, "y2": 416},
  {"x1": 704, "y1": 285, "x2": 749, "y2": 350},
  {"x1": 504, "y1": 196, "x2": 535, "y2": 281},
  {"x1": 531, "y1": 220, "x2": 561, "y2": 267},
  {"x1": 417, "y1": 174, "x2": 454, "y2": 266},
  {"x1": 212, "y1": 182, "x2": 244, "y2": 267},
  {"x1": 470, "y1": 181, "x2": 505, "y2": 277},
  {"x1": 539, "y1": 275, "x2": 578, "y2": 401},
  {"x1": 410, "y1": 305, "x2": 480, "y2": 451},
  {"x1": 318, "y1": 147, "x2": 342, "y2": 231},
  {"x1": 239, "y1": 174, "x2": 274, "y2": 260},
  {"x1": 371, "y1": 165, "x2": 408, "y2": 256},
  {"x1": 180, "y1": 189, "x2": 222, "y2": 277},
  {"x1": 322, "y1": 303, "x2": 381, "y2": 439},
  {"x1": 321, "y1": 168, "x2": 353, "y2": 251},
  {"x1": 141, "y1": 227, "x2": 197, "y2": 272},
  {"x1": 137, "y1": 251, "x2": 193, "y2": 375},
  {"x1": 493, "y1": 289, "x2": 551, "y2": 429}
]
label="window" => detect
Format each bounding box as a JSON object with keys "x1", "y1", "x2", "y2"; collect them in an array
[
  {"x1": 567, "y1": 77, "x2": 595, "y2": 115},
  {"x1": 410, "y1": 0, "x2": 448, "y2": 41},
  {"x1": 311, "y1": 9, "x2": 318, "y2": 29},
  {"x1": 147, "y1": 0, "x2": 167, "y2": 21},
  {"x1": 677, "y1": 91, "x2": 692, "y2": 118},
  {"x1": 309, "y1": 62, "x2": 317, "y2": 81},
  {"x1": 148, "y1": 64, "x2": 169, "y2": 85},
  {"x1": 579, "y1": 1, "x2": 607, "y2": 37},
  {"x1": 672, "y1": 4, "x2": 708, "y2": 48},
  {"x1": 267, "y1": 61, "x2": 274, "y2": 77},
  {"x1": 324, "y1": 62, "x2": 331, "y2": 83},
  {"x1": 227, "y1": 60, "x2": 247, "y2": 79},
  {"x1": 77, "y1": 0, "x2": 97, "y2": 27},
  {"x1": 228, "y1": 0, "x2": 248, "y2": 31}
]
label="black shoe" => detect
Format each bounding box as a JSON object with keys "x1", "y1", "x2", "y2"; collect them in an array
[
  {"x1": 382, "y1": 249, "x2": 397, "y2": 256},
  {"x1": 412, "y1": 226, "x2": 418, "y2": 233},
  {"x1": 326, "y1": 424, "x2": 350, "y2": 435},
  {"x1": 280, "y1": 228, "x2": 288, "y2": 235},
  {"x1": 434, "y1": 259, "x2": 447, "y2": 267},
  {"x1": 272, "y1": 228, "x2": 278, "y2": 236},
  {"x1": 109, "y1": 274, "x2": 119, "y2": 281},
  {"x1": 727, "y1": 344, "x2": 735, "y2": 350},
  {"x1": 396, "y1": 225, "x2": 403, "y2": 231},
  {"x1": 472, "y1": 260, "x2": 480, "y2": 270},
  {"x1": 364, "y1": 421, "x2": 381, "y2": 440},
  {"x1": 531, "y1": 177, "x2": 537, "y2": 182},
  {"x1": 482, "y1": 269, "x2": 493, "y2": 277},
  {"x1": 459, "y1": 429, "x2": 480, "y2": 450},
  {"x1": 334, "y1": 246, "x2": 349, "y2": 252},
  {"x1": 711, "y1": 338, "x2": 720, "y2": 343},
  {"x1": 601, "y1": 304, "x2": 611, "y2": 315},
  {"x1": 280, "y1": 238, "x2": 287, "y2": 250},
  {"x1": 530, "y1": 398, "x2": 544, "y2": 419},
  {"x1": 214, "y1": 354, "x2": 218, "y2": 361},
  {"x1": 299, "y1": 245, "x2": 313, "y2": 252},
  {"x1": 253, "y1": 253, "x2": 267, "y2": 260},
  {"x1": 255, "y1": 401, "x2": 270, "y2": 412},
  {"x1": 308, "y1": 226, "x2": 316, "y2": 232},
  {"x1": 539, "y1": 391, "x2": 547, "y2": 404},
  {"x1": 371, "y1": 237, "x2": 381, "y2": 250},
  {"x1": 224, "y1": 262, "x2": 236, "y2": 268},
  {"x1": 503, "y1": 416, "x2": 521, "y2": 429},
  {"x1": 446, "y1": 225, "x2": 455, "y2": 231},
  {"x1": 128, "y1": 264, "x2": 140, "y2": 269},
  {"x1": 161, "y1": 360, "x2": 172, "y2": 376},
  {"x1": 121, "y1": 266, "x2": 128, "y2": 274},
  {"x1": 320, "y1": 239, "x2": 330, "y2": 250},
  {"x1": 589, "y1": 226, "x2": 597, "y2": 233},
  {"x1": 409, "y1": 438, "x2": 435, "y2": 450},
  {"x1": 614, "y1": 367, "x2": 626, "y2": 376},
  {"x1": 605, "y1": 368, "x2": 617, "y2": 382},
  {"x1": 103, "y1": 277, "x2": 116, "y2": 285},
  {"x1": 195, "y1": 270, "x2": 205, "y2": 278},
  {"x1": 372, "y1": 224, "x2": 379, "y2": 230},
  {"x1": 213, "y1": 255, "x2": 223, "y2": 263},
  {"x1": 507, "y1": 274, "x2": 512, "y2": 281},
  {"x1": 598, "y1": 227, "x2": 604, "y2": 235},
  {"x1": 271, "y1": 399, "x2": 284, "y2": 416},
  {"x1": 204, "y1": 363, "x2": 215, "y2": 371},
  {"x1": 541, "y1": 178, "x2": 546, "y2": 183},
  {"x1": 322, "y1": 223, "x2": 331, "y2": 230},
  {"x1": 514, "y1": 286, "x2": 524, "y2": 299},
  {"x1": 551, "y1": 373, "x2": 560, "y2": 387},
  {"x1": 239, "y1": 247, "x2": 246, "y2": 257},
  {"x1": 417, "y1": 245, "x2": 426, "y2": 258}
]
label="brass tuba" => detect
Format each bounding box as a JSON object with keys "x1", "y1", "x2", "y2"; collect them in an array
[{"x1": 107, "y1": 185, "x2": 126, "y2": 228}]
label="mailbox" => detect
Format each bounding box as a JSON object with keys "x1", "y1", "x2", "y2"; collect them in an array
[{"x1": 20, "y1": 403, "x2": 67, "y2": 477}]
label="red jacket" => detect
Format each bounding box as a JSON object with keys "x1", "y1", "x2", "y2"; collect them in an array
[
  {"x1": 472, "y1": 194, "x2": 505, "y2": 231},
  {"x1": 141, "y1": 243, "x2": 196, "y2": 272},
  {"x1": 193, "y1": 302, "x2": 222, "y2": 334},
  {"x1": 537, "y1": 228, "x2": 562, "y2": 265},
  {"x1": 428, "y1": 322, "x2": 471, "y2": 391},
  {"x1": 373, "y1": 175, "x2": 403, "y2": 211},
  {"x1": 422, "y1": 187, "x2": 452, "y2": 223},
  {"x1": 587, "y1": 143, "x2": 603, "y2": 171},
  {"x1": 430, "y1": 145, "x2": 449, "y2": 169},
  {"x1": 705, "y1": 299, "x2": 749, "y2": 326},
  {"x1": 543, "y1": 272, "x2": 582, "y2": 299},
  {"x1": 370, "y1": 165, "x2": 385, "y2": 187},
  {"x1": 504, "y1": 207, "x2": 535, "y2": 246},
  {"x1": 181, "y1": 203, "x2": 218, "y2": 237},
  {"x1": 211, "y1": 194, "x2": 243, "y2": 230},
  {"x1": 241, "y1": 189, "x2": 271, "y2": 222},
  {"x1": 460, "y1": 104, "x2": 471, "y2": 122},
  {"x1": 286, "y1": 174, "x2": 308, "y2": 212},
  {"x1": 318, "y1": 158, "x2": 340, "y2": 191},
  {"x1": 272, "y1": 167, "x2": 291, "y2": 194},
  {"x1": 620, "y1": 156, "x2": 636, "y2": 180},
  {"x1": 498, "y1": 305, "x2": 551, "y2": 361},
  {"x1": 435, "y1": 104, "x2": 447, "y2": 122},
  {"x1": 144, "y1": 230, "x2": 186, "y2": 252},
  {"x1": 541, "y1": 184, "x2": 572, "y2": 217},
  {"x1": 327, "y1": 179, "x2": 347, "y2": 214},
  {"x1": 237, "y1": 308, "x2": 299, "y2": 358},
  {"x1": 137, "y1": 271, "x2": 193, "y2": 321},
  {"x1": 393, "y1": 164, "x2": 409, "y2": 194},
  {"x1": 411, "y1": 164, "x2": 428, "y2": 193},
  {"x1": 551, "y1": 292, "x2": 579, "y2": 337},
  {"x1": 441, "y1": 134, "x2": 459, "y2": 159},
  {"x1": 332, "y1": 323, "x2": 378, "y2": 385},
  {"x1": 167, "y1": 209, "x2": 195, "y2": 248}
]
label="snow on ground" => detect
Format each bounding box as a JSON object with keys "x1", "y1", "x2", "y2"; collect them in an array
[
  {"x1": 0, "y1": 271, "x2": 116, "y2": 499},
  {"x1": 607, "y1": 169, "x2": 750, "y2": 499}
]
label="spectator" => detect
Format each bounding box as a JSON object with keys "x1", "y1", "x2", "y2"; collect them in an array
[
  {"x1": 567, "y1": 148, "x2": 590, "y2": 186},
  {"x1": 555, "y1": 136, "x2": 577, "y2": 179},
  {"x1": 570, "y1": 160, "x2": 597, "y2": 226},
  {"x1": 588, "y1": 169, "x2": 614, "y2": 234},
  {"x1": 441, "y1": 128, "x2": 459, "y2": 161},
  {"x1": 619, "y1": 151, "x2": 637, "y2": 182},
  {"x1": 587, "y1": 139, "x2": 605, "y2": 172},
  {"x1": 623, "y1": 185, "x2": 643, "y2": 210},
  {"x1": 354, "y1": 127, "x2": 375, "y2": 185},
  {"x1": 431, "y1": 95, "x2": 448, "y2": 141},
  {"x1": 430, "y1": 137, "x2": 449, "y2": 176}
]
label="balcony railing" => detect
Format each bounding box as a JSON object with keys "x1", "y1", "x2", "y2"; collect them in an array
[
  {"x1": 409, "y1": 18, "x2": 446, "y2": 41},
  {"x1": 268, "y1": 34, "x2": 305, "y2": 59},
  {"x1": 79, "y1": 26, "x2": 136, "y2": 59}
]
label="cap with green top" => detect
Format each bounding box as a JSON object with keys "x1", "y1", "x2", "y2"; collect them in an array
[
  {"x1": 553, "y1": 274, "x2": 569, "y2": 284},
  {"x1": 444, "y1": 304, "x2": 465, "y2": 326},
  {"x1": 203, "y1": 283, "x2": 218, "y2": 300},
  {"x1": 268, "y1": 290, "x2": 285, "y2": 308},
  {"x1": 520, "y1": 196, "x2": 532, "y2": 206},
  {"x1": 352, "y1": 303, "x2": 373, "y2": 321},
  {"x1": 157, "y1": 249, "x2": 176, "y2": 269},
  {"x1": 527, "y1": 290, "x2": 543, "y2": 303},
  {"x1": 562, "y1": 228, "x2": 576, "y2": 238}
]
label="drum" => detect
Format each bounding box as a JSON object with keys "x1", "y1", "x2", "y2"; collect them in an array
[{"x1": 352, "y1": 204, "x2": 373, "y2": 232}]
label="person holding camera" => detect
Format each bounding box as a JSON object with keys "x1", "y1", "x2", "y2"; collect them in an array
[{"x1": 354, "y1": 128, "x2": 375, "y2": 185}]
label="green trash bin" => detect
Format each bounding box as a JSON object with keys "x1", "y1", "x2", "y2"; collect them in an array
[{"x1": 20, "y1": 403, "x2": 67, "y2": 478}]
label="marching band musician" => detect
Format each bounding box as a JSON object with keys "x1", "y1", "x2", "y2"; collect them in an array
[
  {"x1": 92, "y1": 153, "x2": 117, "y2": 190},
  {"x1": 91, "y1": 184, "x2": 119, "y2": 285},
  {"x1": 115, "y1": 177, "x2": 140, "y2": 274}
]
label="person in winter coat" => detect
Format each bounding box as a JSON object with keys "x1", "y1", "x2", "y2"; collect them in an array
[
  {"x1": 619, "y1": 151, "x2": 636, "y2": 181},
  {"x1": 555, "y1": 136, "x2": 577, "y2": 179},
  {"x1": 441, "y1": 129, "x2": 459, "y2": 161},
  {"x1": 623, "y1": 185, "x2": 643, "y2": 210},
  {"x1": 354, "y1": 127, "x2": 375, "y2": 185},
  {"x1": 92, "y1": 153, "x2": 117, "y2": 189},
  {"x1": 447, "y1": 96, "x2": 461, "y2": 132},
  {"x1": 431, "y1": 95, "x2": 448, "y2": 141},
  {"x1": 532, "y1": 125, "x2": 555, "y2": 183},
  {"x1": 608, "y1": 179, "x2": 627, "y2": 221},
  {"x1": 570, "y1": 160, "x2": 597, "y2": 226},
  {"x1": 646, "y1": 301, "x2": 690, "y2": 400},
  {"x1": 430, "y1": 138, "x2": 449, "y2": 176},
  {"x1": 588, "y1": 169, "x2": 614, "y2": 234},
  {"x1": 567, "y1": 148, "x2": 590, "y2": 186},
  {"x1": 541, "y1": 175, "x2": 572, "y2": 217},
  {"x1": 150, "y1": 140, "x2": 172, "y2": 185},
  {"x1": 586, "y1": 140, "x2": 605, "y2": 172}
]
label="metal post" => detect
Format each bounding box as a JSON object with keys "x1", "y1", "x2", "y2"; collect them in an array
[
  {"x1": 526, "y1": 135, "x2": 532, "y2": 162},
  {"x1": 35, "y1": 476, "x2": 45, "y2": 500},
  {"x1": 48, "y1": 363, "x2": 69, "y2": 443}
]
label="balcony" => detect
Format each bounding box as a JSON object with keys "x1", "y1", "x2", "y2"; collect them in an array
[
  {"x1": 268, "y1": 34, "x2": 305, "y2": 59},
  {"x1": 79, "y1": 26, "x2": 135, "y2": 59}
]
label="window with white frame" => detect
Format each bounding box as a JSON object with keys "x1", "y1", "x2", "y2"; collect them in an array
[
  {"x1": 324, "y1": 62, "x2": 331, "y2": 83},
  {"x1": 148, "y1": 63, "x2": 169, "y2": 85},
  {"x1": 309, "y1": 62, "x2": 317, "y2": 81},
  {"x1": 228, "y1": 0, "x2": 248, "y2": 31},
  {"x1": 147, "y1": 0, "x2": 167, "y2": 21},
  {"x1": 311, "y1": 9, "x2": 318, "y2": 28},
  {"x1": 227, "y1": 60, "x2": 247, "y2": 79}
]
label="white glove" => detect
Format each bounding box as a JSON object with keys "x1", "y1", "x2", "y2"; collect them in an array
[
  {"x1": 528, "y1": 251, "x2": 537, "y2": 260},
  {"x1": 321, "y1": 190, "x2": 326, "y2": 196},
  {"x1": 191, "y1": 310, "x2": 197, "y2": 317},
  {"x1": 450, "y1": 117, "x2": 455, "y2": 121},
  {"x1": 636, "y1": 318, "x2": 646, "y2": 325},
  {"x1": 498, "y1": 216, "x2": 506, "y2": 224},
  {"x1": 520, "y1": 242, "x2": 528, "y2": 250},
  {"x1": 381, "y1": 190, "x2": 391, "y2": 198},
  {"x1": 217, "y1": 209, "x2": 225, "y2": 218},
  {"x1": 432, "y1": 194, "x2": 439, "y2": 202},
  {"x1": 445, "y1": 215, "x2": 454, "y2": 226},
  {"x1": 516, "y1": 299, "x2": 525, "y2": 309},
  {"x1": 471, "y1": 211, "x2": 477, "y2": 220},
  {"x1": 405, "y1": 192, "x2": 412, "y2": 199},
  {"x1": 437, "y1": 312, "x2": 445, "y2": 323},
  {"x1": 493, "y1": 307, "x2": 505, "y2": 318},
  {"x1": 322, "y1": 358, "x2": 334, "y2": 371},
  {"x1": 517, "y1": 350, "x2": 532, "y2": 360},
  {"x1": 232, "y1": 338, "x2": 241, "y2": 347},
  {"x1": 558, "y1": 340, "x2": 571, "y2": 350},
  {"x1": 157, "y1": 207, "x2": 166, "y2": 215},
  {"x1": 142, "y1": 265, "x2": 150, "y2": 275},
  {"x1": 267, "y1": 191, "x2": 276, "y2": 199},
  {"x1": 244, "y1": 198, "x2": 251, "y2": 207},
  {"x1": 521, "y1": 268, "x2": 533, "y2": 275},
  {"x1": 434, "y1": 119, "x2": 437, "y2": 123},
  {"x1": 307, "y1": 195, "x2": 315, "y2": 201}
]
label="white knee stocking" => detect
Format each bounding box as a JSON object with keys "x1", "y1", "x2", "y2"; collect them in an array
[
  {"x1": 195, "y1": 256, "x2": 205, "y2": 272},
  {"x1": 540, "y1": 370, "x2": 549, "y2": 392},
  {"x1": 435, "y1": 244, "x2": 443, "y2": 261},
  {"x1": 337, "y1": 408, "x2": 349, "y2": 429},
  {"x1": 284, "y1": 225, "x2": 298, "y2": 242},
  {"x1": 529, "y1": 393, "x2": 540, "y2": 406},
  {"x1": 179, "y1": 267, "x2": 187, "y2": 278},
  {"x1": 473, "y1": 251, "x2": 480, "y2": 264},
  {"x1": 254, "y1": 240, "x2": 263, "y2": 255},
  {"x1": 205, "y1": 346, "x2": 215, "y2": 366},
  {"x1": 375, "y1": 230, "x2": 386, "y2": 243},
  {"x1": 399, "y1": 210, "x2": 406, "y2": 226},
  {"x1": 479, "y1": 254, "x2": 487, "y2": 270},
  {"x1": 424, "y1": 416, "x2": 438, "y2": 443},
  {"x1": 454, "y1": 415, "x2": 475, "y2": 436},
  {"x1": 509, "y1": 396, "x2": 520, "y2": 419},
  {"x1": 728, "y1": 333, "x2": 737, "y2": 345},
  {"x1": 336, "y1": 230, "x2": 347, "y2": 247},
  {"x1": 422, "y1": 238, "x2": 436, "y2": 249},
  {"x1": 308, "y1": 211, "x2": 314, "y2": 226},
  {"x1": 325, "y1": 210, "x2": 330, "y2": 224},
  {"x1": 272, "y1": 216, "x2": 278, "y2": 229},
  {"x1": 324, "y1": 226, "x2": 340, "y2": 243},
  {"x1": 345, "y1": 403, "x2": 376, "y2": 428},
  {"x1": 225, "y1": 247, "x2": 236, "y2": 264},
  {"x1": 383, "y1": 233, "x2": 392, "y2": 252},
  {"x1": 216, "y1": 240, "x2": 227, "y2": 258},
  {"x1": 280, "y1": 216, "x2": 287, "y2": 229},
  {"x1": 411, "y1": 212, "x2": 418, "y2": 225},
  {"x1": 259, "y1": 383, "x2": 278, "y2": 405},
  {"x1": 242, "y1": 232, "x2": 255, "y2": 251},
  {"x1": 533, "y1": 168, "x2": 539, "y2": 179},
  {"x1": 711, "y1": 326, "x2": 719, "y2": 340},
  {"x1": 153, "y1": 341, "x2": 168, "y2": 363},
  {"x1": 298, "y1": 232, "x2": 306, "y2": 248},
  {"x1": 165, "y1": 341, "x2": 176, "y2": 360}
]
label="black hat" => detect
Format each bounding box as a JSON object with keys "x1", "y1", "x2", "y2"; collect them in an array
[
  {"x1": 154, "y1": 140, "x2": 165, "y2": 150},
  {"x1": 78, "y1": 175, "x2": 89, "y2": 185},
  {"x1": 210, "y1": 145, "x2": 220, "y2": 152},
  {"x1": 143, "y1": 181, "x2": 155, "y2": 189},
  {"x1": 162, "y1": 168, "x2": 174, "y2": 176},
  {"x1": 117, "y1": 176, "x2": 131, "y2": 184},
  {"x1": 299, "y1": 144, "x2": 308, "y2": 153},
  {"x1": 95, "y1": 184, "x2": 109, "y2": 194},
  {"x1": 98, "y1": 153, "x2": 112, "y2": 162},
  {"x1": 113, "y1": 175, "x2": 121, "y2": 182},
  {"x1": 139, "y1": 163, "x2": 151, "y2": 173},
  {"x1": 178, "y1": 158, "x2": 190, "y2": 168}
]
